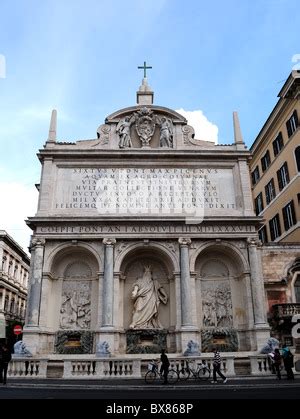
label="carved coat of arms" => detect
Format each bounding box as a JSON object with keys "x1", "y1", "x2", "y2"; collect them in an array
[{"x1": 135, "y1": 107, "x2": 155, "y2": 147}]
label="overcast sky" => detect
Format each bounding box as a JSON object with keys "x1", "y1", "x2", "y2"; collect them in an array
[{"x1": 0, "y1": 0, "x2": 299, "y2": 252}]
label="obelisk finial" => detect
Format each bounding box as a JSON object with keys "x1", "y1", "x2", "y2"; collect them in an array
[
  {"x1": 47, "y1": 109, "x2": 57, "y2": 143},
  {"x1": 233, "y1": 111, "x2": 244, "y2": 144}
]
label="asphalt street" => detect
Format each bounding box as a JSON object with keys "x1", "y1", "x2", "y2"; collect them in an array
[{"x1": 0, "y1": 377, "x2": 299, "y2": 400}]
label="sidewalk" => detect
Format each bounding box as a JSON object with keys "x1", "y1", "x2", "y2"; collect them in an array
[{"x1": 4, "y1": 375, "x2": 299, "y2": 390}]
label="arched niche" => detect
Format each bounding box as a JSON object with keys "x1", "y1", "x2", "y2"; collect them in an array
[
  {"x1": 119, "y1": 247, "x2": 176, "y2": 331},
  {"x1": 50, "y1": 246, "x2": 99, "y2": 278},
  {"x1": 46, "y1": 246, "x2": 100, "y2": 331},
  {"x1": 194, "y1": 244, "x2": 250, "y2": 351}
]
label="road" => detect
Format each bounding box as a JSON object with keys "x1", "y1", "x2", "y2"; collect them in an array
[{"x1": 0, "y1": 380, "x2": 299, "y2": 400}]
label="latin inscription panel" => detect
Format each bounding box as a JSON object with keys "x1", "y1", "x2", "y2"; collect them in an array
[{"x1": 54, "y1": 167, "x2": 238, "y2": 216}]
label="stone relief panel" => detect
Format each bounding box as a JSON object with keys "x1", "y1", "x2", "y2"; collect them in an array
[
  {"x1": 116, "y1": 241, "x2": 130, "y2": 256},
  {"x1": 60, "y1": 280, "x2": 91, "y2": 330},
  {"x1": 116, "y1": 116, "x2": 135, "y2": 148},
  {"x1": 182, "y1": 125, "x2": 195, "y2": 145},
  {"x1": 157, "y1": 116, "x2": 173, "y2": 148},
  {"x1": 95, "y1": 124, "x2": 111, "y2": 146},
  {"x1": 201, "y1": 280, "x2": 233, "y2": 328},
  {"x1": 134, "y1": 108, "x2": 156, "y2": 147},
  {"x1": 201, "y1": 259, "x2": 233, "y2": 328}
]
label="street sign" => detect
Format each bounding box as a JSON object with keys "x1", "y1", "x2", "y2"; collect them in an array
[{"x1": 13, "y1": 325, "x2": 23, "y2": 335}]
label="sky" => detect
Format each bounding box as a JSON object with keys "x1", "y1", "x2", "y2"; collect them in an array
[{"x1": 0, "y1": 0, "x2": 299, "y2": 252}]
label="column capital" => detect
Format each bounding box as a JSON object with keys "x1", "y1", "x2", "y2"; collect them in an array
[
  {"x1": 178, "y1": 237, "x2": 191, "y2": 247},
  {"x1": 103, "y1": 238, "x2": 116, "y2": 246},
  {"x1": 247, "y1": 237, "x2": 261, "y2": 248},
  {"x1": 30, "y1": 237, "x2": 46, "y2": 250}
]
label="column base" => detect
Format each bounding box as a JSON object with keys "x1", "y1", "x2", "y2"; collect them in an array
[
  {"x1": 180, "y1": 329, "x2": 201, "y2": 355},
  {"x1": 253, "y1": 324, "x2": 270, "y2": 352},
  {"x1": 95, "y1": 329, "x2": 116, "y2": 354},
  {"x1": 23, "y1": 328, "x2": 55, "y2": 356}
]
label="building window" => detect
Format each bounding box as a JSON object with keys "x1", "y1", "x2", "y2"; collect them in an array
[
  {"x1": 286, "y1": 110, "x2": 298, "y2": 137},
  {"x1": 261, "y1": 150, "x2": 271, "y2": 172},
  {"x1": 282, "y1": 200, "x2": 296, "y2": 231},
  {"x1": 295, "y1": 275, "x2": 300, "y2": 303},
  {"x1": 251, "y1": 165, "x2": 260, "y2": 186},
  {"x1": 258, "y1": 225, "x2": 268, "y2": 243},
  {"x1": 295, "y1": 146, "x2": 300, "y2": 172},
  {"x1": 269, "y1": 214, "x2": 281, "y2": 241},
  {"x1": 255, "y1": 192, "x2": 264, "y2": 215},
  {"x1": 265, "y1": 178, "x2": 276, "y2": 205},
  {"x1": 272, "y1": 132, "x2": 284, "y2": 157},
  {"x1": 277, "y1": 162, "x2": 290, "y2": 191},
  {"x1": 8, "y1": 261, "x2": 12, "y2": 276}
]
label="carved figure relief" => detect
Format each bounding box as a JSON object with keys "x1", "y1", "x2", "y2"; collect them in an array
[
  {"x1": 182, "y1": 125, "x2": 195, "y2": 145},
  {"x1": 13, "y1": 341, "x2": 32, "y2": 356},
  {"x1": 96, "y1": 124, "x2": 111, "y2": 146},
  {"x1": 202, "y1": 281, "x2": 233, "y2": 328},
  {"x1": 130, "y1": 265, "x2": 168, "y2": 329},
  {"x1": 116, "y1": 115, "x2": 135, "y2": 148},
  {"x1": 134, "y1": 108, "x2": 155, "y2": 147},
  {"x1": 157, "y1": 116, "x2": 173, "y2": 148},
  {"x1": 60, "y1": 281, "x2": 91, "y2": 330},
  {"x1": 96, "y1": 341, "x2": 111, "y2": 357}
]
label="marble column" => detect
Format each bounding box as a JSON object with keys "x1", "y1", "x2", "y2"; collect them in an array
[
  {"x1": 25, "y1": 238, "x2": 45, "y2": 327},
  {"x1": 101, "y1": 238, "x2": 116, "y2": 328},
  {"x1": 248, "y1": 238, "x2": 267, "y2": 325},
  {"x1": 178, "y1": 238, "x2": 193, "y2": 327}
]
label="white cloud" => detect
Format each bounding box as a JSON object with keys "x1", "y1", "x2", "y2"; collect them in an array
[
  {"x1": 0, "y1": 181, "x2": 38, "y2": 253},
  {"x1": 175, "y1": 108, "x2": 218, "y2": 144}
]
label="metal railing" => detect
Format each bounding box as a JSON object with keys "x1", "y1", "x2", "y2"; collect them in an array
[{"x1": 273, "y1": 303, "x2": 300, "y2": 318}]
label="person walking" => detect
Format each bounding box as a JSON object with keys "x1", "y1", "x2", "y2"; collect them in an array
[
  {"x1": 211, "y1": 347, "x2": 227, "y2": 384},
  {"x1": 160, "y1": 349, "x2": 170, "y2": 384},
  {"x1": 0, "y1": 343, "x2": 12, "y2": 385}
]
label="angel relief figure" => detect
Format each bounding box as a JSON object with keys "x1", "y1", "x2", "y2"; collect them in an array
[
  {"x1": 129, "y1": 265, "x2": 168, "y2": 329},
  {"x1": 158, "y1": 116, "x2": 173, "y2": 148},
  {"x1": 116, "y1": 115, "x2": 135, "y2": 148}
]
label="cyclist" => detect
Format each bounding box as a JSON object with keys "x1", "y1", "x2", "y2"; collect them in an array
[{"x1": 160, "y1": 349, "x2": 170, "y2": 384}]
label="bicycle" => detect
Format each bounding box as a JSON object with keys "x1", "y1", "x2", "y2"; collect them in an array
[
  {"x1": 179, "y1": 359, "x2": 211, "y2": 380},
  {"x1": 145, "y1": 360, "x2": 179, "y2": 384}
]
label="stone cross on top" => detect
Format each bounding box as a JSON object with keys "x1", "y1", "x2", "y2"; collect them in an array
[{"x1": 138, "y1": 61, "x2": 152, "y2": 78}]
